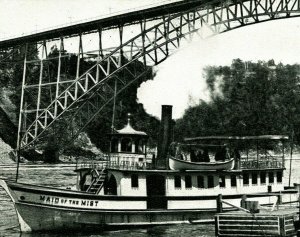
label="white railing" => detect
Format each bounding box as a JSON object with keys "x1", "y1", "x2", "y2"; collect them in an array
[
  {"x1": 240, "y1": 155, "x2": 284, "y2": 169},
  {"x1": 77, "y1": 159, "x2": 153, "y2": 171}
]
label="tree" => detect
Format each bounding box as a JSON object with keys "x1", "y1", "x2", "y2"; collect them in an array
[{"x1": 175, "y1": 59, "x2": 300, "y2": 145}]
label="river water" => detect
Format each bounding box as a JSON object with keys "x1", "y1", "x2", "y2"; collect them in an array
[{"x1": 0, "y1": 158, "x2": 299, "y2": 237}]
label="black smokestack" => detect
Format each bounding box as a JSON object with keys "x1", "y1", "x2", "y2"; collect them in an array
[{"x1": 156, "y1": 105, "x2": 173, "y2": 169}]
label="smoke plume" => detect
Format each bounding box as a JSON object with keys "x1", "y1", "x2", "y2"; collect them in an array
[{"x1": 137, "y1": 18, "x2": 300, "y2": 119}]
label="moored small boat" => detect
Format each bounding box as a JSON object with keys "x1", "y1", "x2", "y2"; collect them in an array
[{"x1": 169, "y1": 156, "x2": 235, "y2": 171}]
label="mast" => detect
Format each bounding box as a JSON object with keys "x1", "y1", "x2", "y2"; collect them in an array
[
  {"x1": 16, "y1": 43, "x2": 28, "y2": 182},
  {"x1": 111, "y1": 78, "x2": 117, "y2": 133},
  {"x1": 288, "y1": 130, "x2": 294, "y2": 187}
]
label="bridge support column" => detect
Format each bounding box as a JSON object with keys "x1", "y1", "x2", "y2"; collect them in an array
[
  {"x1": 75, "y1": 33, "x2": 83, "y2": 100},
  {"x1": 140, "y1": 20, "x2": 146, "y2": 66},
  {"x1": 118, "y1": 25, "x2": 123, "y2": 66},
  {"x1": 35, "y1": 40, "x2": 47, "y2": 137},
  {"x1": 54, "y1": 37, "x2": 64, "y2": 117}
]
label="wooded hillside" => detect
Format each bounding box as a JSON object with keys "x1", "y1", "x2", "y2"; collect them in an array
[{"x1": 174, "y1": 59, "x2": 300, "y2": 144}]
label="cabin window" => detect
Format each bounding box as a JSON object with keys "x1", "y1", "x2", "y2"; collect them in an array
[
  {"x1": 219, "y1": 176, "x2": 226, "y2": 188},
  {"x1": 121, "y1": 138, "x2": 132, "y2": 152},
  {"x1": 131, "y1": 174, "x2": 139, "y2": 188},
  {"x1": 243, "y1": 173, "x2": 249, "y2": 185},
  {"x1": 277, "y1": 171, "x2": 283, "y2": 183},
  {"x1": 174, "y1": 175, "x2": 181, "y2": 188},
  {"x1": 208, "y1": 176, "x2": 214, "y2": 188},
  {"x1": 252, "y1": 173, "x2": 258, "y2": 185},
  {"x1": 269, "y1": 172, "x2": 274, "y2": 184},
  {"x1": 260, "y1": 172, "x2": 266, "y2": 184},
  {"x1": 230, "y1": 175, "x2": 236, "y2": 187},
  {"x1": 111, "y1": 138, "x2": 119, "y2": 152},
  {"x1": 185, "y1": 175, "x2": 192, "y2": 188},
  {"x1": 135, "y1": 139, "x2": 144, "y2": 153},
  {"x1": 197, "y1": 176, "x2": 205, "y2": 188}
]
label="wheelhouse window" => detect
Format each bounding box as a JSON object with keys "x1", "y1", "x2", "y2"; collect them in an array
[
  {"x1": 135, "y1": 139, "x2": 144, "y2": 154},
  {"x1": 243, "y1": 173, "x2": 249, "y2": 185},
  {"x1": 185, "y1": 175, "x2": 192, "y2": 188},
  {"x1": 269, "y1": 172, "x2": 274, "y2": 184},
  {"x1": 230, "y1": 175, "x2": 236, "y2": 187},
  {"x1": 131, "y1": 174, "x2": 139, "y2": 188},
  {"x1": 260, "y1": 171, "x2": 266, "y2": 184},
  {"x1": 197, "y1": 176, "x2": 205, "y2": 188},
  {"x1": 277, "y1": 171, "x2": 283, "y2": 183},
  {"x1": 219, "y1": 176, "x2": 226, "y2": 188},
  {"x1": 121, "y1": 138, "x2": 132, "y2": 152},
  {"x1": 174, "y1": 175, "x2": 181, "y2": 188},
  {"x1": 252, "y1": 173, "x2": 258, "y2": 185},
  {"x1": 208, "y1": 176, "x2": 214, "y2": 188}
]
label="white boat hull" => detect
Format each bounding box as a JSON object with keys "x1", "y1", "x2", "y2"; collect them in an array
[
  {"x1": 168, "y1": 157, "x2": 235, "y2": 170},
  {"x1": 0, "y1": 179, "x2": 298, "y2": 232}
]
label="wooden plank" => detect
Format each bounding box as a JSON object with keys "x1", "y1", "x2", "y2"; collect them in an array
[
  {"x1": 215, "y1": 215, "x2": 219, "y2": 237},
  {"x1": 218, "y1": 215, "x2": 279, "y2": 220},
  {"x1": 218, "y1": 235, "x2": 276, "y2": 237},
  {"x1": 285, "y1": 218, "x2": 296, "y2": 223},
  {"x1": 219, "y1": 220, "x2": 279, "y2": 224},
  {"x1": 219, "y1": 230, "x2": 279, "y2": 235},
  {"x1": 219, "y1": 225, "x2": 278, "y2": 231},
  {"x1": 219, "y1": 223, "x2": 278, "y2": 227},
  {"x1": 279, "y1": 216, "x2": 285, "y2": 236}
]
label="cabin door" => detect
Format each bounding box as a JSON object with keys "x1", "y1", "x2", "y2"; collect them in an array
[{"x1": 146, "y1": 175, "x2": 167, "y2": 209}]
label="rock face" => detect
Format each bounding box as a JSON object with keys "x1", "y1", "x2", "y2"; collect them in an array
[
  {"x1": 0, "y1": 106, "x2": 44, "y2": 161},
  {"x1": 0, "y1": 106, "x2": 18, "y2": 150},
  {"x1": 0, "y1": 137, "x2": 14, "y2": 164}
]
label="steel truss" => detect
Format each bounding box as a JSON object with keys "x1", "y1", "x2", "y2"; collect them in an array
[{"x1": 17, "y1": 0, "x2": 300, "y2": 150}]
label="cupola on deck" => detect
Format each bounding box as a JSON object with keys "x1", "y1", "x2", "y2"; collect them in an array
[{"x1": 109, "y1": 114, "x2": 149, "y2": 165}]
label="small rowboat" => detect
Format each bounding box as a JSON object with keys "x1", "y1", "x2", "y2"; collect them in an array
[{"x1": 169, "y1": 156, "x2": 235, "y2": 170}]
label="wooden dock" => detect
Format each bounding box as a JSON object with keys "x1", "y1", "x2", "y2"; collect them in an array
[{"x1": 215, "y1": 208, "x2": 298, "y2": 237}]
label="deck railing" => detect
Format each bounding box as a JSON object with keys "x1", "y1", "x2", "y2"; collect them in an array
[
  {"x1": 240, "y1": 155, "x2": 284, "y2": 169},
  {"x1": 77, "y1": 153, "x2": 285, "y2": 171},
  {"x1": 77, "y1": 160, "x2": 153, "y2": 171}
]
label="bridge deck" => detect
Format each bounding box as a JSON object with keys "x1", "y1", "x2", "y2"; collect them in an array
[{"x1": 0, "y1": 0, "x2": 203, "y2": 49}]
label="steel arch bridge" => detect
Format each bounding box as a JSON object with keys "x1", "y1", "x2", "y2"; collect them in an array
[{"x1": 1, "y1": 0, "x2": 300, "y2": 151}]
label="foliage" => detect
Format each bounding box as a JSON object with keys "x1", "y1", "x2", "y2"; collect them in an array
[{"x1": 175, "y1": 59, "x2": 300, "y2": 145}]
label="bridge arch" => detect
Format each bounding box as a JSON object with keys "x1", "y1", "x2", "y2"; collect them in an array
[{"x1": 14, "y1": 0, "x2": 300, "y2": 149}]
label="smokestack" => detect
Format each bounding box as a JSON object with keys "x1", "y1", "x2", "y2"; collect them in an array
[{"x1": 156, "y1": 105, "x2": 173, "y2": 169}]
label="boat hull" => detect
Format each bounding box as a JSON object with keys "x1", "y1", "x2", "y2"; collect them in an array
[
  {"x1": 13, "y1": 202, "x2": 217, "y2": 232},
  {"x1": 169, "y1": 157, "x2": 235, "y2": 170},
  {"x1": 0, "y1": 179, "x2": 298, "y2": 232}
]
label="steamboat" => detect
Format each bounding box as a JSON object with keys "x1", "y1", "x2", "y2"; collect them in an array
[{"x1": 0, "y1": 105, "x2": 298, "y2": 232}]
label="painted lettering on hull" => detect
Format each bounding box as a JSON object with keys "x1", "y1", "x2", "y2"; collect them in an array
[{"x1": 39, "y1": 195, "x2": 99, "y2": 207}]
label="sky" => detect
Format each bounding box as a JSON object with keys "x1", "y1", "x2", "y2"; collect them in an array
[{"x1": 1, "y1": 0, "x2": 300, "y2": 119}]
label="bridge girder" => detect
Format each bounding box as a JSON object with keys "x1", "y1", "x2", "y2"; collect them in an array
[{"x1": 12, "y1": 0, "x2": 300, "y2": 150}]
